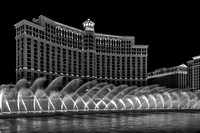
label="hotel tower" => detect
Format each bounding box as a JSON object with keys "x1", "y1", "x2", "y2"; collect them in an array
[
  {"x1": 15, "y1": 15, "x2": 148, "y2": 86},
  {"x1": 187, "y1": 55, "x2": 200, "y2": 90}
]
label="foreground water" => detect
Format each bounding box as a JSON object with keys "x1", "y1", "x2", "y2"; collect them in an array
[{"x1": 1, "y1": 112, "x2": 200, "y2": 132}]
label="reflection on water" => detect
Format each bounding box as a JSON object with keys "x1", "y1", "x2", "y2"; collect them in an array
[{"x1": 1, "y1": 112, "x2": 200, "y2": 132}]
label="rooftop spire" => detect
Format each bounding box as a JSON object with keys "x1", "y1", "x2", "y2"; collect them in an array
[{"x1": 83, "y1": 18, "x2": 95, "y2": 32}]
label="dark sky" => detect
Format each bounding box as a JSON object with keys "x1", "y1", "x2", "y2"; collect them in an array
[{"x1": 0, "y1": 2, "x2": 199, "y2": 84}]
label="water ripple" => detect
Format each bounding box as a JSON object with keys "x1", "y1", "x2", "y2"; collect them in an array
[{"x1": 1, "y1": 112, "x2": 200, "y2": 132}]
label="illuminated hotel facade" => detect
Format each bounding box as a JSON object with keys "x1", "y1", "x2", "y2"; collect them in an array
[
  {"x1": 187, "y1": 55, "x2": 200, "y2": 90},
  {"x1": 147, "y1": 64, "x2": 187, "y2": 89},
  {"x1": 14, "y1": 15, "x2": 148, "y2": 86}
]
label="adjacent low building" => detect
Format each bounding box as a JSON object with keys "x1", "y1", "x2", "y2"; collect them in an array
[
  {"x1": 147, "y1": 64, "x2": 187, "y2": 89},
  {"x1": 187, "y1": 55, "x2": 200, "y2": 90}
]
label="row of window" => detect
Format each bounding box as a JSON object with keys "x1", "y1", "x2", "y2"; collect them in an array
[
  {"x1": 45, "y1": 23, "x2": 83, "y2": 40},
  {"x1": 53, "y1": 23, "x2": 132, "y2": 48},
  {"x1": 17, "y1": 24, "x2": 148, "y2": 55},
  {"x1": 16, "y1": 25, "x2": 25, "y2": 36},
  {"x1": 95, "y1": 38, "x2": 131, "y2": 47},
  {"x1": 16, "y1": 37, "x2": 25, "y2": 68},
  {"x1": 148, "y1": 69, "x2": 187, "y2": 77},
  {"x1": 17, "y1": 38, "x2": 147, "y2": 79}
]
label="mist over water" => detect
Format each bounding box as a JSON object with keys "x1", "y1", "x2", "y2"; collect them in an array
[{"x1": 1, "y1": 112, "x2": 200, "y2": 132}]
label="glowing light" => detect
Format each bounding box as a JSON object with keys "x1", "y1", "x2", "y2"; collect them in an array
[
  {"x1": 193, "y1": 55, "x2": 200, "y2": 60},
  {"x1": 0, "y1": 76, "x2": 200, "y2": 116}
]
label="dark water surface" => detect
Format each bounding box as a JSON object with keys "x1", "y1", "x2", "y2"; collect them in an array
[{"x1": 1, "y1": 112, "x2": 200, "y2": 132}]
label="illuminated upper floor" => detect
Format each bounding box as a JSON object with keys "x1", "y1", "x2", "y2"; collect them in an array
[
  {"x1": 187, "y1": 55, "x2": 200, "y2": 67},
  {"x1": 147, "y1": 64, "x2": 187, "y2": 79},
  {"x1": 14, "y1": 15, "x2": 148, "y2": 56}
]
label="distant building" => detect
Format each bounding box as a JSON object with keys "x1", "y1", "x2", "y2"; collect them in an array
[
  {"x1": 14, "y1": 15, "x2": 148, "y2": 86},
  {"x1": 187, "y1": 55, "x2": 200, "y2": 90},
  {"x1": 147, "y1": 64, "x2": 187, "y2": 89}
]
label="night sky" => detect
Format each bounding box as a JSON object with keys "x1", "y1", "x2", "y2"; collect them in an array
[{"x1": 0, "y1": 2, "x2": 199, "y2": 84}]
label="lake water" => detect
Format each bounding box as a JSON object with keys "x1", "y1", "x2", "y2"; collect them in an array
[{"x1": 1, "y1": 112, "x2": 200, "y2": 132}]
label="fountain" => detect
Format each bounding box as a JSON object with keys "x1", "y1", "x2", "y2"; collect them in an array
[{"x1": 0, "y1": 76, "x2": 200, "y2": 118}]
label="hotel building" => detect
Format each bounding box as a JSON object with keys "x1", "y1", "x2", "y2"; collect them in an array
[
  {"x1": 147, "y1": 64, "x2": 187, "y2": 89},
  {"x1": 187, "y1": 55, "x2": 200, "y2": 90},
  {"x1": 14, "y1": 15, "x2": 148, "y2": 86}
]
